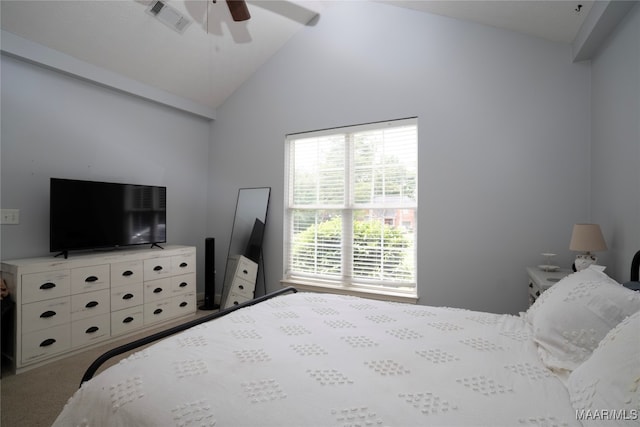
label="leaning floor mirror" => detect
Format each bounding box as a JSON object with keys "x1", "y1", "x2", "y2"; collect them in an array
[{"x1": 220, "y1": 187, "x2": 270, "y2": 309}]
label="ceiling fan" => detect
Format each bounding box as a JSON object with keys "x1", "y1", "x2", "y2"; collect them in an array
[
  {"x1": 215, "y1": 0, "x2": 321, "y2": 25},
  {"x1": 146, "y1": 0, "x2": 319, "y2": 36}
]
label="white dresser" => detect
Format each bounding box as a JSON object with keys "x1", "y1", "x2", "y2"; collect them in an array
[
  {"x1": 1, "y1": 245, "x2": 196, "y2": 373},
  {"x1": 222, "y1": 255, "x2": 258, "y2": 309}
]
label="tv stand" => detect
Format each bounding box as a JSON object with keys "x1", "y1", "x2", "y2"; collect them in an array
[
  {"x1": 53, "y1": 251, "x2": 69, "y2": 259},
  {"x1": 1, "y1": 245, "x2": 196, "y2": 374},
  {"x1": 150, "y1": 243, "x2": 164, "y2": 250}
]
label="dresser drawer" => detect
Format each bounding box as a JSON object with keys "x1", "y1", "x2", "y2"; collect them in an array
[
  {"x1": 235, "y1": 256, "x2": 258, "y2": 283},
  {"x1": 223, "y1": 290, "x2": 252, "y2": 309},
  {"x1": 172, "y1": 252, "x2": 196, "y2": 275},
  {"x1": 22, "y1": 297, "x2": 71, "y2": 333},
  {"x1": 111, "y1": 282, "x2": 143, "y2": 311},
  {"x1": 71, "y1": 289, "x2": 110, "y2": 321},
  {"x1": 22, "y1": 324, "x2": 70, "y2": 364},
  {"x1": 144, "y1": 278, "x2": 171, "y2": 302},
  {"x1": 71, "y1": 313, "x2": 110, "y2": 347},
  {"x1": 172, "y1": 292, "x2": 196, "y2": 316},
  {"x1": 171, "y1": 273, "x2": 196, "y2": 295},
  {"x1": 110, "y1": 260, "x2": 143, "y2": 287},
  {"x1": 231, "y1": 276, "x2": 255, "y2": 298},
  {"x1": 144, "y1": 299, "x2": 173, "y2": 324},
  {"x1": 144, "y1": 257, "x2": 172, "y2": 279},
  {"x1": 22, "y1": 270, "x2": 71, "y2": 304},
  {"x1": 71, "y1": 264, "x2": 110, "y2": 294},
  {"x1": 111, "y1": 306, "x2": 144, "y2": 336}
]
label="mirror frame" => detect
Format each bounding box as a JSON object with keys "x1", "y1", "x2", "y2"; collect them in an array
[{"x1": 220, "y1": 187, "x2": 271, "y2": 307}]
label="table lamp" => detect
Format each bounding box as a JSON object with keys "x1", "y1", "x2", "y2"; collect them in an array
[{"x1": 569, "y1": 223, "x2": 607, "y2": 271}]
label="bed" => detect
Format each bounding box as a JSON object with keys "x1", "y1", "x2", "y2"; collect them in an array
[{"x1": 53, "y1": 265, "x2": 640, "y2": 426}]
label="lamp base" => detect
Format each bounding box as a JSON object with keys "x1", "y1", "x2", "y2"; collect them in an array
[{"x1": 574, "y1": 253, "x2": 597, "y2": 271}]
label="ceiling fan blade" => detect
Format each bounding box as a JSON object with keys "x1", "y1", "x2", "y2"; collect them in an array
[
  {"x1": 226, "y1": 0, "x2": 251, "y2": 21},
  {"x1": 250, "y1": 1, "x2": 320, "y2": 26}
]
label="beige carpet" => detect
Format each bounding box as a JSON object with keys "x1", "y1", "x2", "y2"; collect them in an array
[{"x1": 1, "y1": 309, "x2": 210, "y2": 427}]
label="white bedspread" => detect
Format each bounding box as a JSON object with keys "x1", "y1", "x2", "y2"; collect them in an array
[{"x1": 54, "y1": 292, "x2": 580, "y2": 426}]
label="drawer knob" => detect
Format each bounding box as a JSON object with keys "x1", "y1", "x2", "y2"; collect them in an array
[
  {"x1": 40, "y1": 310, "x2": 56, "y2": 319},
  {"x1": 40, "y1": 282, "x2": 56, "y2": 290},
  {"x1": 153, "y1": 308, "x2": 163, "y2": 315},
  {"x1": 233, "y1": 301, "x2": 239, "y2": 306},
  {"x1": 239, "y1": 284, "x2": 245, "y2": 290},
  {"x1": 123, "y1": 316, "x2": 134, "y2": 324},
  {"x1": 179, "y1": 301, "x2": 188, "y2": 307},
  {"x1": 85, "y1": 276, "x2": 99, "y2": 283},
  {"x1": 153, "y1": 266, "x2": 163, "y2": 272},
  {"x1": 180, "y1": 262, "x2": 188, "y2": 268},
  {"x1": 122, "y1": 270, "x2": 134, "y2": 277},
  {"x1": 122, "y1": 293, "x2": 134, "y2": 300},
  {"x1": 242, "y1": 269, "x2": 248, "y2": 274},
  {"x1": 153, "y1": 287, "x2": 163, "y2": 294},
  {"x1": 40, "y1": 338, "x2": 56, "y2": 347},
  {"x1": 179, "y1": 282, "x2": 188, "y2": 288},
  {"x1": 85, "y1": 326, "x2": 99, "y2": 334},
  {"x1": 85, "y1": 301, "x2": 99, "y2": 308}
]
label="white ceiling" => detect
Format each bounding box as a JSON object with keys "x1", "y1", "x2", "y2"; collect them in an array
[
  {"x1": 1, "y1": 0, "x2": 594, "y2": 112},
  {"x1": 383, "y1": 1, "x2": 593, "y2": 43}
]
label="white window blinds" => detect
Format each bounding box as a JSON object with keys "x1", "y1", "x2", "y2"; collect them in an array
[{"x1": 284, "y1": 118, "x2": 418, "y2": 295}]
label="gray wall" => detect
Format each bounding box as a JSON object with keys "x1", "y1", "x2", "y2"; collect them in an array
[
  {"x1": 3, "y1": 2, "x2": 634, "y2": 313},
  {"x1": 208, "y1": 2, "x2": 592, "y2": 314},
  {"x1": 590, "y1": 4, "x2": 640, "y2": 282},
  {"x1": 0, "y1": 54, "x2": 211, "y2": 285}
]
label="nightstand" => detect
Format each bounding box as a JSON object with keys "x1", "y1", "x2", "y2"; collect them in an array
[{"x1": 526, "y1": 267, "x2": 571, "y2": 306}]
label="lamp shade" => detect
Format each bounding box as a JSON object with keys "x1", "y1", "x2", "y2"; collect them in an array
[{"x1": 569, "y1": 223, "x2": 607, "y2": 252}]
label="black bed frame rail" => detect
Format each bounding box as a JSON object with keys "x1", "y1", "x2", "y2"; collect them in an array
[{"x1": 79, "y1": 286, "x2": 298, "y2": 386}]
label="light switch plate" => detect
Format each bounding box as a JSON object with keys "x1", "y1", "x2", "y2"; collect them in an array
[{"x1": 1, "y1": 209, "x2": 20, "y2": 225}]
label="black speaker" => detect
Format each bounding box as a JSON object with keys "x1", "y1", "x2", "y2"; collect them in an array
[{"x1": 200, "y1": 237, "x2": 219, "y2": 310}]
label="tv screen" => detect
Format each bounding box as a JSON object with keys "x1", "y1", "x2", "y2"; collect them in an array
[{"x1": 50, "y1": 178, "x2": 166, "y2": 255}]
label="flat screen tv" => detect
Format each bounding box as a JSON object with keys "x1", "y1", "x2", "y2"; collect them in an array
[
  {"x1": 244, "y1": 218, "x2": 265, "y2": 263},
  {"x1": 50, "y1": 178, "x2": 166, "y2": 257}
]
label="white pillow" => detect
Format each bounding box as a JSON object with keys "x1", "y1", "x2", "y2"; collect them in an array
[
  {"x1": 567, "y1": 311, "x2": 640, "y2": 426},
  {"x1": 526, "y1": 266, "x2": 640, "y2": 372}
]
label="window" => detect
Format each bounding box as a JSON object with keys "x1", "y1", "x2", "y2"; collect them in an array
[{"x1": 283, "y1": 118, "x2": 418, "y2": 299}]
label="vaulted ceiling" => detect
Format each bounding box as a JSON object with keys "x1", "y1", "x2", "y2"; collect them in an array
[{"x1": 0, "y1": 1, "x2": 610, "y2": 115}]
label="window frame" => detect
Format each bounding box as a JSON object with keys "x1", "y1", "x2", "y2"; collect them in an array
[{"x1": 282, "y1": 118, "x2": 418, "y2": 302}]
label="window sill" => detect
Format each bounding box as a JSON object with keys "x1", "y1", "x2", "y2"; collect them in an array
[{"x1": 280, "y1": 278, "x2": 419, "y2": 304}]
